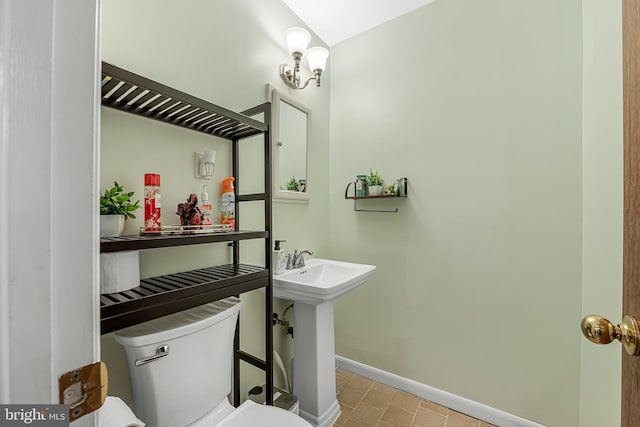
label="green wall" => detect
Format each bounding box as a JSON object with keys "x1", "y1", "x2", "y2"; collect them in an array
[{"x1": 329, "y1": 1, "x2": 584, "y2": 425}]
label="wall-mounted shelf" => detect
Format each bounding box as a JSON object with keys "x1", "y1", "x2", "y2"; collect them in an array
[
  {"x1": 100, "y1": 61, "x2": 273, "y2": 405},
  {"x1": 344, "y1": 178, "x2": 408, "y2": 212}
]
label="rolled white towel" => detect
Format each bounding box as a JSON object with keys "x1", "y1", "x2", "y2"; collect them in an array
[{"x1": 98, "y1": 396, "x2": 145, "y2": 427}]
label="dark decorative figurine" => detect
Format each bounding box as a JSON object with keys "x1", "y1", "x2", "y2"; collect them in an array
[{"x1": 176, "y1": 193, "x2": 202, "y2": 227}]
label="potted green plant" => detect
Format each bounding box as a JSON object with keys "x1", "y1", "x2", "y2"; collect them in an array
[
  {"x1": 383, "y1": 183, "x2": 397, "y2": 196},
  {"x1": 286, "y1": 176, "x2": 300, "y2": 192},
  {"x1": 366, "y1": 169, "x2": 384, "y2": 196},
  {"x1": 100, "y1": 181, "x2": 140, "y2": 237}
]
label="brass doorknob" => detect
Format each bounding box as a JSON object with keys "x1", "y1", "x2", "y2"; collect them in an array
[{"x1": 581, "y1": 314, "x2": 640, "y2": 356}]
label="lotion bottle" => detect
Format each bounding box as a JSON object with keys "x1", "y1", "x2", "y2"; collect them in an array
[
  {"x1": 200, "y1": 184, "x2": 213, "y2": 226},
  {"x1": 273, "y1": 240, "x2": 287, "y2": 275},
  {"x1": 220, "y1": 177, "x2": 235, "y2": 228}
]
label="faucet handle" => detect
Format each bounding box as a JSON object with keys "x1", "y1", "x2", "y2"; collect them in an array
[{"x1": 285, "y1": 253, "x2": 294, "y2": 270}]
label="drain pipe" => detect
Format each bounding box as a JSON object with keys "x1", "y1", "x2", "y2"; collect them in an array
[
  {"x1": 272, "y1": 304, "x2": 295, "y2": 393},
  {"x1": 273, "y1": 350, "x2": 290, "y2": 393}
]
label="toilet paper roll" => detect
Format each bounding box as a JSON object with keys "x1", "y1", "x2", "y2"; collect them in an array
[
  {"x1": 100, "y1": 251, "x2": 140, "y2": 294},
  {"x1": 98, "y1": 396, "x2": 145, "y2": 427}
]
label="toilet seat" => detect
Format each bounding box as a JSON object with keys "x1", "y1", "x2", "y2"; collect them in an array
[{"x1": 205, "y1": 400, "x2": 311, "y2": 427}]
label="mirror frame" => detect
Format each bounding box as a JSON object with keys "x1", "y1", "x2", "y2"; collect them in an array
[{"x1": 270, "y1": 86, "x2": 311, "y2": 202}]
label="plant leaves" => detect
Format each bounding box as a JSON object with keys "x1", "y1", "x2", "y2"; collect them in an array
[{"x1": 99, "y1": 182, "x2": 141, "y2": 216}]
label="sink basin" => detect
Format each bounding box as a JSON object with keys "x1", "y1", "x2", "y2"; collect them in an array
[{"x1": 273, "y1": 258, "x2": 375, "y2": 304}]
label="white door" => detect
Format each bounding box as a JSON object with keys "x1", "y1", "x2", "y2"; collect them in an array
[{"x1": 0, "y1": 1, "x2": 101, "y2": 425}]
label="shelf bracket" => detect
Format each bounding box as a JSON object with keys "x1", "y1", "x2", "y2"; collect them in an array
[{"x1": 353, "y1": 199, "x2": 399, "y2": 213}]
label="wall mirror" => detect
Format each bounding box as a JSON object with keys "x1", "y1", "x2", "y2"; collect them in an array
[{"x1": 269, "y1": 86, "x2": 311, "y2": 201}]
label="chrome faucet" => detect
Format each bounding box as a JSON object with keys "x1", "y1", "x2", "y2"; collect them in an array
[{"x1": 287, "y1": 249, "x2": 313, "y2": 269}]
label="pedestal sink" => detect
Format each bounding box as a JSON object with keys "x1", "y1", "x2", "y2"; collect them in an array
[{"x1": 273, "y1": 258, "x2": 376, "y2": 427}]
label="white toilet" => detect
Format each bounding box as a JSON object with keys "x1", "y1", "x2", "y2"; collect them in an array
[{"x1": 113, "y1": 297, "x2": 311, "y2": 427}]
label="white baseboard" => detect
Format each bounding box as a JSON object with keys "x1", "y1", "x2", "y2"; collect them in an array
[{"x1": 335, "y1": 355, "x2": 545, "y2": 427}]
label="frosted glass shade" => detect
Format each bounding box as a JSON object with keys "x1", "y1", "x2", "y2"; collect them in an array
[
  {"x1": 203, "y1": 150, "x2": 216, "y2": 176},
  {"x1": 203, "y1": 150, "x2": 216, "y2": 164},
  {"x1": 306, "y1": 47, "x2": 329, "y2": 72},
  {"x1": 286, "y1": 27, "x2": 311, "y2": 55}
]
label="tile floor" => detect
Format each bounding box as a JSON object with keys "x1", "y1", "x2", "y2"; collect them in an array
[{"x1": 333, "y1": 368, "x2": 495, "y2": 427}]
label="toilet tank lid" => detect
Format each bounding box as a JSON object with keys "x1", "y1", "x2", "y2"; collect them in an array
[{"x1": 113, "y1": 297, "x2": 240, "y2": 347}]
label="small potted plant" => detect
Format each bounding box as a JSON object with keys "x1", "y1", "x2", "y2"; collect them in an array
[
  {"x1": 286, "y1": 176, "x2": 300, "y2": 192},
  {"x1": 366, "y1": 169, "x2": 384, "y2": 196},
  {"x1": 383, "y1": 183, "x2": 397, "y2": 196},
  {"x1": 100, "y1": 181, "x2": 140, "y2": 237}
]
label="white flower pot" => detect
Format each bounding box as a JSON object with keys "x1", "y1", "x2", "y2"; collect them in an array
[
  {"x1": 100, "y1": 214, "x2": 125, "y2": 237},
  {"x1": 367, "y1": 185, "x2": 383, "y2": 196}
]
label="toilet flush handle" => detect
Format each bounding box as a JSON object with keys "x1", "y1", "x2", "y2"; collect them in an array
[{"x1": 135, "y1": 345, "x2": 170, "y2": 367}]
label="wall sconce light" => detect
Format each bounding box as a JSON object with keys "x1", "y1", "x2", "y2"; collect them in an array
[
  {"x1": 280, "y1": 27, "x2": 329, "y2": 90},
  {"x1": 194, "y1": 150, "x2": 216, "y2": 179}
]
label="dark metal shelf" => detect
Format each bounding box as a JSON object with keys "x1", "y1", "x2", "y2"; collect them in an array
[
  {"x1": 101, "y1": 62, "x2": 268, "y2": 140},
  {"x1": 237, "y1": 193, "x2": 268, "y2": 202},
  {"x1": 100, "y1": 230, "x2": 268, "y2": 253},
  {"x1": 345, "y1": 195, "x2": 408, "y2": 200},
  {"x1": 100, "y1": 264, "x2": 268, "y2": 334}
]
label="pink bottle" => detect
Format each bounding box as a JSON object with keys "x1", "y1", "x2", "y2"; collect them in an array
[{"x1": 144, "y1": 173, "x2": 161, "y2": 232}]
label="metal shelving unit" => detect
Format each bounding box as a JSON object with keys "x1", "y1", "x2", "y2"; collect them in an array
[{"x1": 100, "y1": 62, "x2": 273, "y2": 405}]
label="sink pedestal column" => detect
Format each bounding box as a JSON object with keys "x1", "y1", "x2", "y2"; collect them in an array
[{"x1": 293, "y1": 301, "x2": 341, "y2": 427}]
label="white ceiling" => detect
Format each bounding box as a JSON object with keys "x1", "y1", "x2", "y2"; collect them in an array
[{"x1": 281, "y1": 0, "x2": 437, "y2": 46}]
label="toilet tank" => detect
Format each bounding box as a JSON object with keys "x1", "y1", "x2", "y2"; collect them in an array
[{"x1": 113, "y1": 297, "x2": 241, "y2": 427}]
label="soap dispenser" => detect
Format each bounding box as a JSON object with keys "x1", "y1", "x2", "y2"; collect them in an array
[
  {"x1": 273, "y1": 240, "x2": 287, "y2": 275},
  {"x1": 200, "y1": 185, "x2": 213, "y2": 226}
]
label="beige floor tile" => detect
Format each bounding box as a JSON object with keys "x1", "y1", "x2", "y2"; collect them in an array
[
  {"x1": 342, "y1": 419, "x2": 366, "y2": 427},
  {"x1": 380, "y1": 406, "x2": 414, "y2": 427},
  {"x1": 347, "y1": 374, "x2": 375, "y2": 394},
  {"x1": 350, "y1": 402, "x2": 386, "y2": 426},
  {"x1": 390, "y1": 390, "x2": 420, "y2": 413},
  {"x1": 337, "y1": 386, "x2": 366, "y2": 408},
  {"x1": 337, "y1": 374, "x2": 350, "y2": 395},
  {"x1": 333, "y1": 369, "x2": 487, "y2": 427},
  {"x1": 337, "y1": 368, "x2": 355, "y2": 378},
  {"x1": 419, "y1": 400, "x2": 448, "y2": 416},
  {"x1": 372, "y1": 381, "x2": 398, "y2": 395},
  {"x1": 362, "y1": 388, "x2": 394, "y2": 410},
  {"x1": 412, "y1": 408, "x2": 446, "y2": 427},
  {"x1": 335, "y1": 405, "x2": 354, "y2": 425},
  {"x1": 445, "y1": 410, "x2": 480, "y2": 427}
]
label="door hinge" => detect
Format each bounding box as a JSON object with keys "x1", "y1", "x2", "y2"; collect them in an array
[{"x1": 58, "y1": 361, "x2": 108, "y2": 422}]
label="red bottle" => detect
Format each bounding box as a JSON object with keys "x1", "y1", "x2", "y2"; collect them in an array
[{"x1": 144, "y1": 173, "x2": 161, "y2": 232}]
